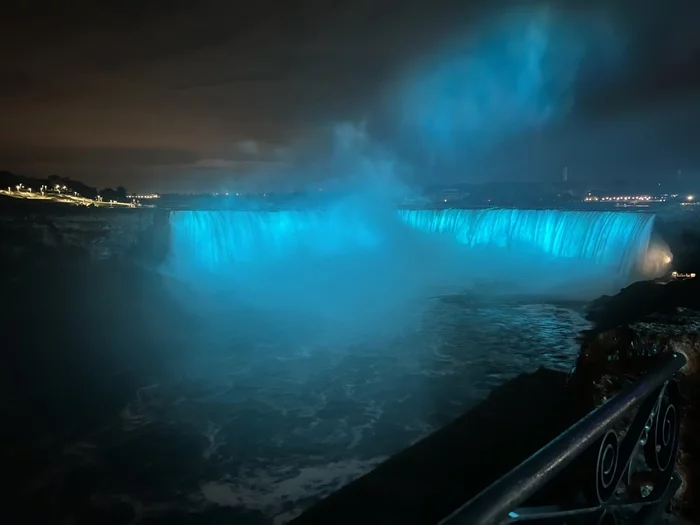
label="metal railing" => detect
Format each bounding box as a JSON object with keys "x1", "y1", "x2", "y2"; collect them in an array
[{"x1": 442, "y1": 352, "x2": 686, "y2": 525}]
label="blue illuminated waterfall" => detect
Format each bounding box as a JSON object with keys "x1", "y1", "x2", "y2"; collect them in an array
[
  {"x1": 398, "y1": 209, "x2": 656, "y2": 276},
  {"x1": 165, "y1": 208, "x2": 658, "y2": 301},
  {"x1": 168, "y1": 209, "x2": 386, "y2": 272}
]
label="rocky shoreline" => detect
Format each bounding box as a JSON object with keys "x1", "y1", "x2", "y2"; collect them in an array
[
  {"x1": 575, "y1": 276, "x2": 700, "y2": 522},
  {"x1": 0, "y1": 202, "x2": 169, "y2": 266}
]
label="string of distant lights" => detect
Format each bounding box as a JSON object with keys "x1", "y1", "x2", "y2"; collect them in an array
[
  {"x1": 127, "y1": 193, "x2": 161, "y2": 199},
  {"x1": 584, "y1": 195, "x2": 694, "y2": 203}
]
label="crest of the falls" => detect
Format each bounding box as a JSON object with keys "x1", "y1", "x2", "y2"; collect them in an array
[
  {"x1": 398, "y1": 208, "x2": 657, "y2": 275},
  {"x1": 163, "y1": 207, "x2": 662, "y2": 307},
  {"x1": 167, "y1": 209, "x2": 384, "y2": 271}
]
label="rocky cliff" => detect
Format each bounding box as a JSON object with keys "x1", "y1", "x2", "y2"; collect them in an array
[
  {"x1": 0, "y1": 201, "x2": 170, "y2": 266},
  {"x1": 574, "y1": 277, "x2": 700, "y2": 521}
]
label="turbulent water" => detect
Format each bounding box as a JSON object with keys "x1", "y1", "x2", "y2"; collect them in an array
[
  {"x1": 27, "y1": 206, "x2": 657, "y2": 523},
  {"x1": 102, "y1": 294, "x2": 592, "y2": 524}
]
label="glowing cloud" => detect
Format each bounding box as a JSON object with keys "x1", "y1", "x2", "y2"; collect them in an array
[{"x1": 397, "y1": 6, "x2": 622, "y2": 159}]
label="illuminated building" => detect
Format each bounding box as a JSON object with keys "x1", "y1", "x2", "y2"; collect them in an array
[{"x1": 671, "y1": 272, "x2": 696, "y2": 280}]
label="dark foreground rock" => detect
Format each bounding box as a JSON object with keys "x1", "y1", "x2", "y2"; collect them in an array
[
  {"x1": 291, "y1": 368, "x2": 575, "y2": 524},
  {"x1": 574, "y1": 277, "x2": 700, "y2": 522},
  {"x1": 586, "y1": 277, "x2": 700, "y2": 331}
]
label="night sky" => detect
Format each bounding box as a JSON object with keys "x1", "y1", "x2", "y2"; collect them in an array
[{"x1": 2, "y1": 0, "x2": 699, "y2": 192}]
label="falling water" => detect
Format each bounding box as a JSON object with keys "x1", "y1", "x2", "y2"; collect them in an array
[
  {"x1": 167, "y1": 208, "x2": 656, "y2": 280},
  {"x1": 398, "y1": 208, "x2": 656, "y2": 276}
]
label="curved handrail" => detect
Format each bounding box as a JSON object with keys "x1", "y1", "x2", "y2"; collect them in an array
[{"x1": 441, "y1": 352, "x2": 687, "y2": 525}]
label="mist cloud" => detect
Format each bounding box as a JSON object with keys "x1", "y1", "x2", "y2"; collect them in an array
[{"x1": 394, "y1": 6, "x2": 623, "y2": 173}]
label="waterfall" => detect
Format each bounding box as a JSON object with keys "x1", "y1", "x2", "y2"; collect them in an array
[
  {"x1": 167, "y1": 209, "x2": 386, "y2": 272},
  {"x1": 399, "y1": 208, "x2": 656, "y2": 276},
  {"x1": 164, "y1": 207, "x2": 660, "y2": 301}
]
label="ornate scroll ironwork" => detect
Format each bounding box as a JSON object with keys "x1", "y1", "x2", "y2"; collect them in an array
[
  {"x1": 514, "y1": 381, "x2": 682, "y2": 523},
  {"x1": 441, "y1": 352, "x2": 686, "y2": 525}
]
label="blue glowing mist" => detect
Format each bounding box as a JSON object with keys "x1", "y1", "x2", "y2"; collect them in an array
[
  {"x1": 395, "y1": 6, "x2": 622, "y2": 168},
  {"x1": 163, "y1": 205, "x2": 659, "y2": 341},
  {"x1": 164, "y1": 202, "x2": 472, "y2": 340}
]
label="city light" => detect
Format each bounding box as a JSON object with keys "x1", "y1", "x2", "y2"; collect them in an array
[
  {"x1": 1, "y1": 185, "x2": 136, "y2": 208},
  {"x1": 585, "y1": 194, "x2": 699, "y2": 205},
  {"x1": 127, "y1": 193, "x2": 161, "y2": 199},
  {"x1": 672, "y1": 272, "x2": 696, "y2": 279},
  {"x1": 585, "y1": 195, "x2": 658, "y2": 202}
]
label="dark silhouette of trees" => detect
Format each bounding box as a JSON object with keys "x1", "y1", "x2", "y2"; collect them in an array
[
  {"x1": 99, "y1": 186, "x2": 129, "y2": 202},
  {"x1": 0, "y1": 170, "x2": 133, "y2": 204}
]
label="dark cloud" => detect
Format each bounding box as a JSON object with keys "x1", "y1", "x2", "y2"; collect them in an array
[
  {"x1": 467, "y1": 94, "x2": 700, "y2": 184},
  {"x1": 0, "y1": 146, "x2": 201, "y2": 167},
  {"x1": 1, "y1": 0, "x2": 699, "y2": 191}
]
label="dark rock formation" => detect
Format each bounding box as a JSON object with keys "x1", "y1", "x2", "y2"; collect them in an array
[
  {"x1": 586, "y1": 278, "x2": 700, "y2": 331},
  {"x1": 573, "y1": 277, "x2": 700, "y2": 521},
  {"x1": 0, "y1": 200, "x2": 170, "y2": 266}
]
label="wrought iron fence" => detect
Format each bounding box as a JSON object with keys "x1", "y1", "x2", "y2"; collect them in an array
[{"x1": 441, "y1": 352, "x2": 686, "y2": 525}]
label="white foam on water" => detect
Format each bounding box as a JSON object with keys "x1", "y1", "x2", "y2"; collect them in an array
[{"x1": 199, "y1": 457, "x2": 386, "y2": 524}]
